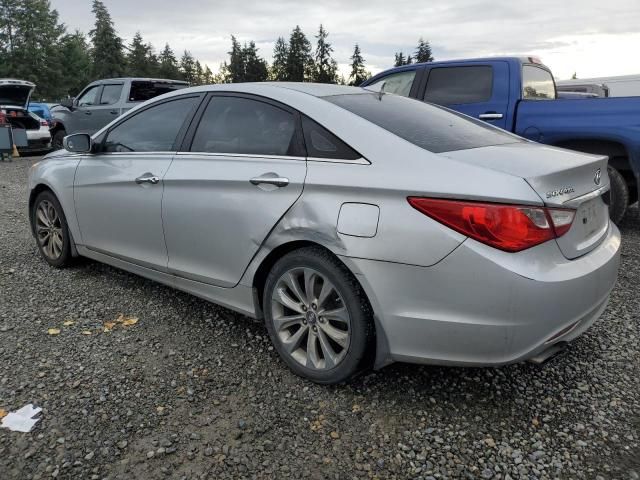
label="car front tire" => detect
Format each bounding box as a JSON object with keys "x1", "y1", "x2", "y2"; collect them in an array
[
  {"x1": 31, "y1": 191, "x2": 73, "y2": 268},
  {"x1": 263, "y1": 247, "x2": 373, "y2": 384},
  {"x1": 52, "y1": 128, "x2": 66, "y2": 151}
]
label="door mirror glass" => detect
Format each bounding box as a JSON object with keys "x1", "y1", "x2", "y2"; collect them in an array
[{"x1": 63, "y1": 133, "x2": 92, "y2": 153}]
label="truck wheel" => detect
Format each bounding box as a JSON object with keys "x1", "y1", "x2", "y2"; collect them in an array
[
  {"x1": 52, "y1": 129, "x2": 66, "y2": 151},
  {"x1": 608, "y1": 166, "x2": 628, "y2": 224}
]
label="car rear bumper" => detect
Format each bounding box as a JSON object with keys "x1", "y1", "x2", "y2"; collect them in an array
[{"x1": 346, "y1": 222, "x2": 621, "y2": 367}]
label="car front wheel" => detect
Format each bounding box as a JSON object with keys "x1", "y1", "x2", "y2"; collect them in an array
[
  {"x1": 32, "y1": 191, "x2": 73, "y2": 267},
  {"x1": 263, "y1": 247, "x2": 373, "y2": 384},
  {"x1": 52, "y1": 128, "x2": 66, "y2": 151}
]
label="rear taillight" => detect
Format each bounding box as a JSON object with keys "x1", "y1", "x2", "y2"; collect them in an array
[
  {"x1": 40, "y1": 120, "x2": 49, "y2": 127},
  {"x1": 0, "y1": 111, "x2": 5, "y2": 124},
  {"x1": 408, "y1": 197, "x2": 576, "y2": 252}
]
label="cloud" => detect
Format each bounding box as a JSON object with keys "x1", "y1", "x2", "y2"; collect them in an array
[{"x1": 51, "y1": 0, "x2": 640, "y2": 78}]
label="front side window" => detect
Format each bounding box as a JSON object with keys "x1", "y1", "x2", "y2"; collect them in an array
[
  {"x1": 522, "y1": 65, "x2": 556, "y2": 100},
  {"x1": 190, "y1": 96, "x2": 297, "y2": 156},
  {"x1": 424, "y1": 66, "x2": 493, "y2": 105},
  {"x1": 324, "y1": 92, "x2": 521, "y2": 153},
  {"x1": 100, "y1": 84, "x2": 123, "y2": 105},
  {"x1": 103, "y1": 96, "x2": 198, "y2": 152},
  {"x1": 77, "y1": 86, "x2": 101, "y2": 106},
  {"x1": 367, "y1": 70, "x2": 416, "y2": 97}
]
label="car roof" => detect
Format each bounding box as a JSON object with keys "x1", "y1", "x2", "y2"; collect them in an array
[
  {"x1": 365, "y1": 56, "x2": 550, "y2": 82},
  {"x1": 91, "y1": 77, "x2": 189, "y2": 84},
  {"x1": 260, "y1": 82, "x2": 366, "y2": 97}
]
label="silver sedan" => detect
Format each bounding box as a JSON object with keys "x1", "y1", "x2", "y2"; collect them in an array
[{"x1": 28, "y1": 83, "x2": 621, "y2": 383}]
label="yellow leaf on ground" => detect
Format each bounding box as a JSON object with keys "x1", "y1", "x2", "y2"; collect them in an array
[
  {"x1": 47, "y1": 328, "x2": 61, "y2": 335},
  {"x1": 0, "y1": 408, "x2": 7, "y2": 419},
  {"x1": 122, "y1": 317, "x2": 138, "y2": 327},
  {"x1": 81, "y1": 330, "x2": 92, "y2": 335},
  {"x1": 103, "y1": 321, "x2": 116, "y2": 330},
  {"x1": 63, "y1": 320, "x2": 75, "y2": 326}
]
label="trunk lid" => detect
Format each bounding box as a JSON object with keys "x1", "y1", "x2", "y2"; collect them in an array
[
  {"x1": 0, "y1": 79, "x2": 35, "y2": 109},
  {"x1": 439, "y1": 142, "x2": 610, "y2": 259}
]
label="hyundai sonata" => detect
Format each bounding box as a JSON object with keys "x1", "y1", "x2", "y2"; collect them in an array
[{"x1": 28, "y1": 83, "x2": 621, "y2": 383}]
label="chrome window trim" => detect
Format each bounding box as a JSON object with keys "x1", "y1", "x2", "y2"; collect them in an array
[
  {"x1": 562, "y1": 184, "x2": 610, "y2": 208},
  {"x1": 307, "y1": 156, "x2": 370, "y2": 165},
  {"x1": 176, "y1": 152, "x2": 306, "y2": 161}
]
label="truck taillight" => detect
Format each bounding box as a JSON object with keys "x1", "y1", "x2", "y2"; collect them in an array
[{"x1": 408, "y1": 197, "x2": 575, "y2": 252}]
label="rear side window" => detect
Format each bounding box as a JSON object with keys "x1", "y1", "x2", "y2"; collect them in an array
[
  {"x1": 366, "y1": 70, "x2": 416, "y2": 97},
  {"x1": 128, "y1": 81, "x2": 189, "y2": 103},
  {"x1": 301, "y1": 116, "x2": 360, "y2": 160},
  {"x1": 522, "y1": 65, "x2": 556, "y2": 100},
  {"x1": 424, "y1": 66, "x2": 493, "y2": 105},
  {"x1": 324, "y1": 93, "x2": 521, "y2": 153},
  {"x1": 104, "y1": 96, "x2": 198, "y2": 152},
  {"x1": 190, "y1": 96, "x2": 298, "y2": 156},
  {"x1": 100, "y1": 84, "x2": 123, "y2": 105}
]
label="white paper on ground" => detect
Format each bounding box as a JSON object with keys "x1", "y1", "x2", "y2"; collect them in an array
[{"x1": 1, "y1": 404, "x2": 42, "y2": 432}]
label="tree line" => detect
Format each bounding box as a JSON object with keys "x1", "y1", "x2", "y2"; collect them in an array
[{"x1": 0, "y1": 0, "x2": 434, "y2": 101}]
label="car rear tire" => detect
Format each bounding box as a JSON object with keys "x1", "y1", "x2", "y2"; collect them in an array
[
  {"x1": 31, "y1": 191, "x2": 73, "y2": 268},
  {"x1": 263, "y1": 247, "x2": 373, "y2": 384},
  {"x1": 52, "y1": 128, "x2": 66, "y2": 151},
  {"x1": 608, "y1": 166, "x2": 628, "y2": 224}
]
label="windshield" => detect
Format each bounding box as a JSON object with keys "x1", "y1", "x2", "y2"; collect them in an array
[{"x1": 323, "y1": 92, "x2": 522, "y2": 153}]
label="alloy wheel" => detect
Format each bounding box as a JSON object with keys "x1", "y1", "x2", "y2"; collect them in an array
[
  {"x1": 271, "y1": 267, "x2": 351, "y2": 370},
  {"x1": 35, "y1": 200, "x2": 64, "y2": 260}
]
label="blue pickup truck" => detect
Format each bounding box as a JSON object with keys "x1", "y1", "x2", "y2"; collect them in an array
[{"x1": 362, "y1": 57, "x2": 639, "y2": 223}]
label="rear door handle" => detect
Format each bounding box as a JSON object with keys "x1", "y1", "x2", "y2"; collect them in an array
[
  {"x1": 135, "y1": 173, "x2": 160, "y2": 185},
  {"x1": 250, "y1": 175, "x2": 289, "y2": 187},
  {"x1": 478, "y1": 112, "x2": 503, "y2": 120}
]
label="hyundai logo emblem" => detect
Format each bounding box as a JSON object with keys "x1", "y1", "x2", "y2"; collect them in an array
[{"x1": 594, "y1": 168, "x2": 601, "y2": 186}]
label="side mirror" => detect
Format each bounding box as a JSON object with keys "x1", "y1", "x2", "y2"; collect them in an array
[
  {"x1": 63, "y1": 133, "x2": 93, "y2": 154},
  {"x1": 60, "y1": 97, "x2": 75, "y2": 109}
]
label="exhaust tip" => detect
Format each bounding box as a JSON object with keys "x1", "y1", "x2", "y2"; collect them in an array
[{"x1": 528, "y1": 342, "x2": 568, "y2": 365}]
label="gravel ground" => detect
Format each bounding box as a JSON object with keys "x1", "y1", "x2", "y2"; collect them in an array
[{"x1": 1, "y1": 156, "x2": 639, "y2": 480}]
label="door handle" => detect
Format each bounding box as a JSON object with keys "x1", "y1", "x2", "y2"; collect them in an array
[
  {"x1": 478, "y1": 112, "x2": 503, "y2": 120},
  {"x1": 250, "y1": 176, "x2": 289, "y2": 187},
  {"x1": 109, "y1": 110, "x2": 118, "y2": 115},
  {"x1": 135, "y1": 173, "x2": 160, "y2": 185},
  {"x1": 83, "y1": 111, "x2": 92, "y2": 115}
]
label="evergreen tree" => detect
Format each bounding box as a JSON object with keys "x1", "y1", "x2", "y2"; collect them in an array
[
  {"x1": 406, "y1": 54, "x2": 413, "y2": 65},
  {"x1": 158, "y1": 43, "x2": 181, "y2": 79},
  {"x1": 0, "y1": 0, "x2": 65, "y2": 99},
  {"x1": 126, "y1": 32, "x2": 155, "y2": 77},
  {"x1": 89, "y1": 0, "x2": 125, "y2": 78},
  {"x1": 270, "y1": 36, "x2": 288, "y2": 81},
  {"x1": 202, "y1": 64, "x2": 214, "y2": 84},
  {"x1": 226, "y1": 35, "x2": 245, "y2": 82},
  {"x1": 348, "y1": 44, "x2": 370, "y2": 86},
  {"x1": 242, "y1": 41, "x2": 268, "y2": 82},
  {"x1": 394, "y1": 52, "x2": 405, "y2": 67},
  {"x1": 313, "y1": 24, "x2": 338, "y2": 83},
  {"x1": 286, "y1": 26, "x2": 312, "y2": 82},
  {"x1": 414, "y1": 38, "x2": 433, "y2": 63},
  {"x1": 180, "y1": 50, "x2": 196, "y2": 84},
  {"x1": 59, "y1": 31, "x2": 92, "y2": 96},
  {"x1": 194, "y1": 60, "x2": 204, "y2": 85}
]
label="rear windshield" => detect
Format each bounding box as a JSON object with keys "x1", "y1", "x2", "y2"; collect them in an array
[
  {"x1": 324, "y1": 92, "x2": 521, "y2": 153},
  {"x1": 128, "y1": 81, "x2": 189, "y2": 103}
]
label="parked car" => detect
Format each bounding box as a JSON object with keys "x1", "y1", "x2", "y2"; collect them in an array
[
  {"x1": 28, "y1": 83, "x2": 621, "y2": 383},
  {"x1": 0, "y1": 79, "x2": 44, "y2": 151},
  {"x1": 50, "y1": 77, "x2": 189, "y2": 150},
  {"x1": 23, "y1": 112, "x2": 51, "y2": 153},
  {"x1": 28, "y1": 102, "x2": 54, "y2": 124},
  {"x1": 556, "y1": 82, "x2": 610, "y2": 98},
  {"x1": 557, "y1": 74, "x2": 640, "y2": 97},
  {"x1": 362, "y1": 57, "x2": 640, "y2": 224}
]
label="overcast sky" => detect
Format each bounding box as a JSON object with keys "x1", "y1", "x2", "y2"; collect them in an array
[{"x1": 50, "y1": 0, "x2": 639, "y2": 80}]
